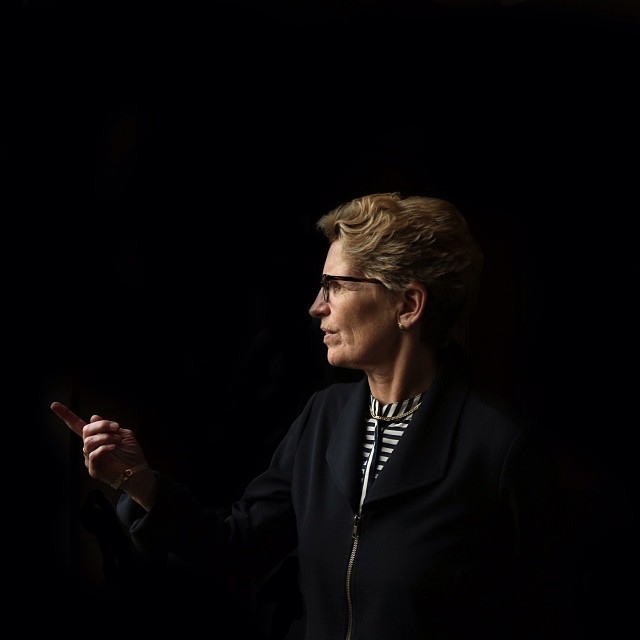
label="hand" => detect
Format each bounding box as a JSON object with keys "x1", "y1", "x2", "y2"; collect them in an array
[{"x1": 50, "y1": 401, "x2": 150, "y2": 493}]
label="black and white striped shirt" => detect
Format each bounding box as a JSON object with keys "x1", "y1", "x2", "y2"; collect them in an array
[{"x1": 360, "y1": 392, "x2": 424, "y2": 498}]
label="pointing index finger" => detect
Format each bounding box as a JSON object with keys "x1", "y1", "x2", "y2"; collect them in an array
[{"x1": 50, "y1": 401, "x2": 87, "y2": 437}]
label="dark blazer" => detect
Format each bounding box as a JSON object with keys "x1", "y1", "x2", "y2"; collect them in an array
[{"x1": 118, "y1": 344, "x2": 575, "y2": 639}]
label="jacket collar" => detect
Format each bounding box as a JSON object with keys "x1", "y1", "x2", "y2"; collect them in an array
[{"x1": 326, "y1": 343, "x2": 472, "y2": 511}]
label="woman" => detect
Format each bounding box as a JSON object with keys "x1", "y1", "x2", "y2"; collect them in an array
[{"x1": 51, "y1": 193, "x2": 571, "y2": 639}]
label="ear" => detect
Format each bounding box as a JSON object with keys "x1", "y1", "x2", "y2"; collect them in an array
[{"x1": 397, "y1": 282, "x2": 427, "y2": 330}]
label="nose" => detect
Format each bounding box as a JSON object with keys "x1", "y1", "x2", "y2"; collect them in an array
[{"x1": 308, "y1": 288, "x2": 327, "y2": 318}]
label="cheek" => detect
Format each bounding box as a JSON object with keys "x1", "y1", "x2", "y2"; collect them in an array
[
  {"x1": 338, "y1": 297, "x2": 395, "y2": 348},
  {"x1": 352, "y1": 316, "x2": 393, "y2": 349}
]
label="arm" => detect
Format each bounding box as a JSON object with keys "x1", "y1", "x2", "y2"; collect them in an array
[{"x1": 51, "y1": 400, "x2": 300, "y2": 578}]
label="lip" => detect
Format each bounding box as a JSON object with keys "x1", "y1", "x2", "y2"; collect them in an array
[{"x1": 322, "y1": 328, "x2": 336, "y2": 344}]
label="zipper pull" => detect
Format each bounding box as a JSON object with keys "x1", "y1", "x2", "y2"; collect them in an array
[{"x1": 352, "y1": 514, "x2": 361, "y2": 538}]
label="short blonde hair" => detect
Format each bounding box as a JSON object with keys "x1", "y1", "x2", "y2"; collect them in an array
[{"x1": 316, "y1": 192, "x2": 484, "y2": 347}]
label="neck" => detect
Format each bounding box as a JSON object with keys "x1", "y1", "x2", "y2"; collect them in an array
[{"x1": 366, "y1": 344, "x2": 439, "y2": 405}]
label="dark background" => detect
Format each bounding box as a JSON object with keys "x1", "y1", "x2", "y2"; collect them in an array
[{"x1": 11, "y1": 0, "x2": 639, "y2": 636}]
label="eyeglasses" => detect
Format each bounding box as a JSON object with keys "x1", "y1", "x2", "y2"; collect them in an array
[{"x1": 320, "y1": 274, "x2": 383, "y2": 303}]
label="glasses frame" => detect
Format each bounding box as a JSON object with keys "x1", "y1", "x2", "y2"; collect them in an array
[{"x1": 320, "y1": 273, "x2": 384, "y2": 303}]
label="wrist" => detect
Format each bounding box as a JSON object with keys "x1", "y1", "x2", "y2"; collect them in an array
[
  {"x1": 110, "y1": 462, "x2": 149, "y2": 491},
  {"x1": 121, "y1": 466, "x2": 157, "y2": 511}
]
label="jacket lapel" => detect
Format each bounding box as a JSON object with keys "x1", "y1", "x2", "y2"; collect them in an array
[
  {"x1": 364, "y1": 362, "x2": 470, "y2": 504},
  {"x1": 325, "y1": 345, "x2": 472, "y2": 510},
  {"x1": 326, "y1": 379, "x2": 370, "y2": 512}
]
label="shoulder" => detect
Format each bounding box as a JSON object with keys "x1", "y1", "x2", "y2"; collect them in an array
[
  {"x1": 445, "y1": 342, "x2": 534, "y2": 433},
  {"x1": 463, "y1": 386, "x2": 525, "y2": 431},
  {"x1": 303, "y1": 379, "x2": 366, "y2": 417},
  {"x1": 314, "y1": 379, "x2": 363, "y2": 401},
  {"x1": 438, "y1": 341, "x2": 527, "y2": 439}
]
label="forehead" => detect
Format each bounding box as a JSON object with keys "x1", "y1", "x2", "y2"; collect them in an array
[{"x1": 323, "y1": 239, "x2": 352, "y2": 274}]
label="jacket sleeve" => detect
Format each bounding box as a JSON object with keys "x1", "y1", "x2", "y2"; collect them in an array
[{"x1": 116, "y1": 404, "x2": 309, "y2": 580}]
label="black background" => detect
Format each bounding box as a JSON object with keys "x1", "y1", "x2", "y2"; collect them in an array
[{"x1": 12, "y1": 0, "x2": 639, "y2": 636}]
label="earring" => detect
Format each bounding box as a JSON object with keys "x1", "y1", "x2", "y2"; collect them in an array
[{"x1": 398, "y1": 322, "x2": 405, "y2": 331}]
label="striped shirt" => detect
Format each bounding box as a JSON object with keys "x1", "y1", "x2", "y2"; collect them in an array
[{"x1": 360, "y1": 392, "x2": 424, "y2": 503}]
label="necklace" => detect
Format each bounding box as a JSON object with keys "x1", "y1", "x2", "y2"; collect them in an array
[{"x1": 369, "y1": 401, "x2": 422, "y2": 421}]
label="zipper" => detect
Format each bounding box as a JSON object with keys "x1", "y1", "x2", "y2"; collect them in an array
[
  {"x1": 345, "y1": 513, "x2": 361, "y2": 640},
  {"x1": 346, "y1": 413, "x2": 379, "y2": 639}
]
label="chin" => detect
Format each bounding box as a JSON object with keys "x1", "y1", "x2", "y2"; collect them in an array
[
  {"x1": 327, "y1": 351, "x2": 355, "y2": 370},
  {"x1": 326, "y1": 351, "x2": 344, "y2": 368}
]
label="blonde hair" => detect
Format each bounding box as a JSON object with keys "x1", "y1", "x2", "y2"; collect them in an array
[{"x1": 316, "y1": 192, "x2": 484, "y2": 346}]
